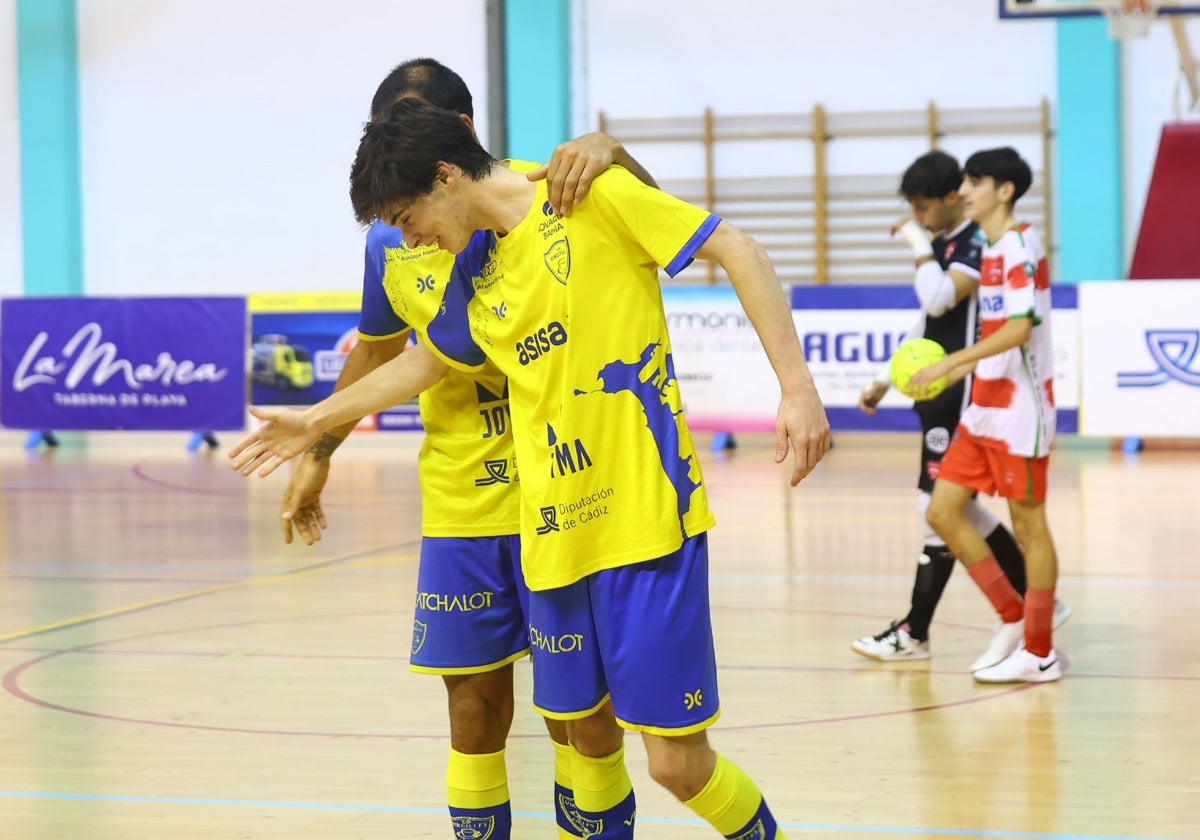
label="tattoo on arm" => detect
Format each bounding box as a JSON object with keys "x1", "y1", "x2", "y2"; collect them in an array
[{"x1": 307, "y1": 433, "x2": 345, "y2": 461}]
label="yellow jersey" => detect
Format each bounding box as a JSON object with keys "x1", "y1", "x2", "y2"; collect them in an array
[
  {"x1": 357, "y1": 220, "x2": 518, "y2": 537},
  {"x1": 427, "y1": 167, "x2": 719, "y2": 589}
]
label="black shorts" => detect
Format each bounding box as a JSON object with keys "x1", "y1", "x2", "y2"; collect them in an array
[{"x1": 916, "y1": 408, "x2": 960, "y2": 494}]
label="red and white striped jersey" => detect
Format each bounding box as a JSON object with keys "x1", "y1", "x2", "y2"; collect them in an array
[{"x1": 960, "y1": 223, "x2": 1056, "y2": 457}]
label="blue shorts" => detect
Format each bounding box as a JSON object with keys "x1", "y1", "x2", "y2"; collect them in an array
[
  {"x1": 409, "y1": 535, "x2": 531, "y2": 675},
  {"x1": 529, "y1": 534, "x2": 720, "y2": 735}
]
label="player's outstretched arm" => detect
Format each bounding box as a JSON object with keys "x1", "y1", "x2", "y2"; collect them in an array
[
  {"x1": 693, "y1": 221, "x2": 831, "y2": 485},
  {"x1": 277, "y1": 333, "x2": 412, "y2": 546},
  {"x1": 228, "y1": 341, "x2": 450, "y2": 478},
  {"x1": 527, "y1": 132, "x2": 658, "y2": 216}
]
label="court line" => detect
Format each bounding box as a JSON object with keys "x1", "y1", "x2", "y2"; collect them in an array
[
  {"x1": 0, "y1": 468, "x2": 117, "y2": 490},
  {"x1": 0, "y1": 541, "x2": 418, "y2": 646},
  {"x1": 0, "y1": 791, "x2": 1183, "y2": 840}
]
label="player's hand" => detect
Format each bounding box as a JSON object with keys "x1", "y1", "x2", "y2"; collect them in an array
[
  {"x1": 906, "y1": 358, "x2": 954, "y2": 401},
  {"x1": 526, "y1": 132, "x2": 618, "y2": 216},
  {"x1": 280, "y1": 456, "x2": 331, "y2": 546},
  {"x1": 858, "y1": 381, "x2": 889, "y2": 416},
  {"x1": 889, "y1": 215, "x2": 911, "y2": 237},
  {"x1": 227, "y1": 405, "x2": 323, "y2": 478},
  {"x1": 775, "y1": 386, "x2": 831, "y2": 486}
]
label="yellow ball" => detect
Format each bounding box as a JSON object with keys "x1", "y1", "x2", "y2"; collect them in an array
[{"x1": 889, "y1": 337, "x2": 948, "y2": 399}]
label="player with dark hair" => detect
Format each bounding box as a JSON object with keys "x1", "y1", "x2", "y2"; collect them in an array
[
  {"x1": 851, "y1": 150, "x2": 1069, "y2": 662},
  {"x1": 233, "y1": 95, "x2": 830, "y2": 839},
  {"x1": 272, "y1": 57, "x2": 657, "y2": 840},
  {"x1": 909, "y1": 146, "x2": 1067, "y2": 682}
]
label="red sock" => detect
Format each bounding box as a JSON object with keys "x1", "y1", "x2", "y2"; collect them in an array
[
  {"x1": 1024, "y1": 588, "x2": 1055, "y2": 657},
  {"x1": 967, "y1": 556, "x2": 1024, "y2": 623}
]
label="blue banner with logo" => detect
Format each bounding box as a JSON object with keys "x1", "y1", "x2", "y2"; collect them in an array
[
  {"x1": 247, "y1": 292, "x2": 421, "y2": 430},
  {"x1": 1, "y1": 297, "x2": 246, "y2": 431},
  {"x1": 248, "y1": 310, "x2": 359, "y2": 406}
]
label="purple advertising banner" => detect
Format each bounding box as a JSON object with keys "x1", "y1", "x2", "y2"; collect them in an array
[{"x1": 1, "y1": 297, "x2": 247, "y2": 431}]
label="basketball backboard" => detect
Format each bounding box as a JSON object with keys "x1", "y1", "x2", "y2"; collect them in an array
[
  {"x1": 998, "y1": 0, "x2": 1200, "y2": 19},
  {"x1": 1000, "y1": 0, "x2": 1200, "y2": 104}
]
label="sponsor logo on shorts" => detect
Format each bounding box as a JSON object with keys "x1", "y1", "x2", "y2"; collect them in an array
[
  {"x1": 415, "y1": 591, "x2": 495, "y2": 612},
  {"x1": 411, "y1": 620, "x2": 428, "y2": 655},
  {"x1": 684, "y1": 689, "x2": 704, "y2": 710},
  {"x1": 924, "y1": 426, "x2": 951, "y2": 454},
  {"x1": 529, "y1": 626, "x2": 585, "y2": 654},
  {"x1": 452, "y1": 815, "x2": 495, "y2": 840}
]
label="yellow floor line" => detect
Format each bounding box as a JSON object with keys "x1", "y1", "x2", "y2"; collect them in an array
[{"x1": 0, "y1": 546, "x2": 415, "y2": 645}]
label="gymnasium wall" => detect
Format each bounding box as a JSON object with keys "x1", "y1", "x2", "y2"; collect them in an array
[
  {"x1": 73, "y1": 0, "x2": 490, "y2": 296},
  {"x1": 578, "y1": 0, "x2": 1059, "y2": 181},
  {"x1": 0, "y1": 0, "x2": 20, "y2": 299},
  {"x1": 2, "y1": 2, "x2": 1194, "y2": 297}
]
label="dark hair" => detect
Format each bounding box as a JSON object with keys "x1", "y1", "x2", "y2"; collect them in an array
[
  {"x1": 899, "y1": 150, "x2": 963, "y2": 201},
  {"x1": 963, "y1": 146, "x2": 1033, "y2": 207},
  {"x1": 369, "y1": 57, "x2": 473, "y2": 121},
  {"x1": 350, "y1": 97, "x2": 495, "y2": 226}
]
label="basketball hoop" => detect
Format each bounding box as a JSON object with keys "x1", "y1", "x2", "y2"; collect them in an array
[{"x1": 1099, "y1": 0, "x2": 1161, "y2": 39}]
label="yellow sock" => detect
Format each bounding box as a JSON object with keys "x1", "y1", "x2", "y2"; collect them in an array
[
  {"x1": 552, "y1": 740, "x2": 579, "y2": 839},
  {"x1": 445, "y1": 748, "x2": 511, "y2": 839},
  {"x1": 683, "y1": 754, "x2": 786, "y2": 839},
  {"x1": 568, "y1": 744, "x2": 637, "y2": 838}
]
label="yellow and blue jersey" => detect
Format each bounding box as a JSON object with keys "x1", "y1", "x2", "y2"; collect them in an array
[
  {"x1": 358, "y1": 220, "x2": 518, "y2": 537},
  {"x1": 426, "y1": 167, "x2": 720, "y2": 590}
]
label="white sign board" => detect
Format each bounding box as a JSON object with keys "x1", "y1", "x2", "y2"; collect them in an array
[
  {"x1": 662, "y1": 285, "x2": 1079, "y2": 433},
  {"x1": 1079, "y1": 280, "x2": 1200, "y2": 437}
]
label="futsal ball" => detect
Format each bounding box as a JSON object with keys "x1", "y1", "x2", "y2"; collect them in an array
[{"x1": 889, "y1": 337, "x2": 948, "y2": 400}]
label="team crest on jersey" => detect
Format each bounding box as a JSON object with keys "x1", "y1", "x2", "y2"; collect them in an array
[
  {"x1": 944, "y1": 241, "x2": 957, "y2": 262},
  {"x1": 544, "y1": 238, "x2": 571, "y2": 285},
  {"x1": 411, "y1": 620, "x2": 428, "y2": 655},
  {"x1": 452, "y1": 815, "x2": 495, "y2": 840},
  {"x1": 729, "y1": 819, "x2": 767, "y2": 840}
]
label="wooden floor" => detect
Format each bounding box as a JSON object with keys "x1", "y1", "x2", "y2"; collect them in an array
[{"x1": 0, "y1": 429, "x2": 1197, "y2": 840}]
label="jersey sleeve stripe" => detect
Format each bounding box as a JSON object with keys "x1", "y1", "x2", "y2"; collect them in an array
[
  {"x1": 664, "y1": 214, "x2": 722, "y2": 277},
  {"x1": 357, "y1": 328, "x2": 412, "y2": 341}
]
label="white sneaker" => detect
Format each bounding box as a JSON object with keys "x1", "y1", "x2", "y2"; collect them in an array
[
  {"x1": 970, "y1": 619, "x2": 1025, "y2": 672},
  {"x1": 851, "y1": 622, "x2": 930, "y2": 661},
  {"x1": 1053, "y1": 599, "x2": 1073, "y2": 630},
  {"x1": 973, "y1": 645, "x2": 1065, "y2": 683}
]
